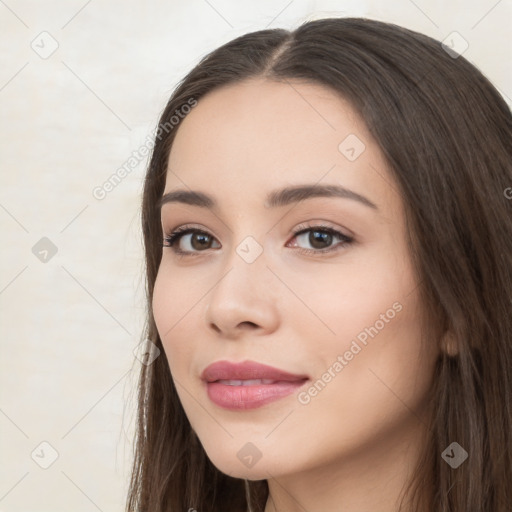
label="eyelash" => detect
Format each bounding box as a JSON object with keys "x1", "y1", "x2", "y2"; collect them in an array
[{"x1": 162, "y1": 222, "x2": 354, "y2": 258}]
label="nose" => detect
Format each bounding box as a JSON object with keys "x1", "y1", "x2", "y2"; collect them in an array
[{"x1": 204, "y1": 245, "x2": 280, "y2": 340}]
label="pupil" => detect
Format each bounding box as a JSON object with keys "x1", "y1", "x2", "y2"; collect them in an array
[
  {"x1": 310, "y1": 231, "x2": 332, "y2": 249},
  {"x1": 192, "y1": 233, "x2": 210, "y2": 250}
]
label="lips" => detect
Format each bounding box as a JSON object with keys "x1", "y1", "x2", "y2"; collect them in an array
[
  {"x1": 216, "y1": 379, "x2": 276, "y2": 386},
  {"x1": 201, "y1": 360, "x2": 309, "y2": 383},
  {"x1": 201, "y1": 360, "x2": 309, "y2": 410}
]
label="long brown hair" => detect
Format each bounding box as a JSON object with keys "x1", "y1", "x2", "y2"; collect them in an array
[{"x1": 126, "y1": 17, "x2": 512, "y2": 511}]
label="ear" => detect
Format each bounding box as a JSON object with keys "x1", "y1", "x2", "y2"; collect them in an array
[{"x1": 440, "y1": 330, "x2": 459, "y2": 357}]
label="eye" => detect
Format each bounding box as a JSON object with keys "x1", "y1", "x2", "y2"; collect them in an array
[
  {"x1": 288, "y1": 223, "x2": 354, "y2": 256},
  {"x1": 162, "y1": 222, "x2": 354, "y2": 257},
  {"x1": 163, "y1": 224, "x2": 220, "y2": 256}
]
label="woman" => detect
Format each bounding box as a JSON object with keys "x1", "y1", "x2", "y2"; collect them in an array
[{"x1": 126, "y1": 17, "x2": 512, "y2": 512}]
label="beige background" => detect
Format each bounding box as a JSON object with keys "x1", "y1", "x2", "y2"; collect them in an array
[{"x1": 0, "y1": 0, "x2": 510, "y2": 510}]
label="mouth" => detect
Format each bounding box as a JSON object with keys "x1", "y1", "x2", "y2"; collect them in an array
[
  {"x1": 201, "y1": 360, "x2": 310, "y2": 410},
  {"x1": 215, "y1": 379, "x2": 283, "y2": 386}
]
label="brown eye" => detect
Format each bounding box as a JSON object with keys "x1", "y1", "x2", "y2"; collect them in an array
[
  {"x1": 289, "y1": 225, "x2": 354, "y2": 256},
  {"x1": 163, "y1": 228, "x2": 220, "y2": 254}
]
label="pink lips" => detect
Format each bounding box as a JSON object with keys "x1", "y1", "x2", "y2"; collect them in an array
[{"x1": 201, "y1": 360, "x2": 309, "y2": 410}]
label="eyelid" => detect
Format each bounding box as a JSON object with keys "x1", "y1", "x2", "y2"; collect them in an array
[
  {"x1": 163, "y1": 220, "x2": 350, "y2": 239},
  {"x1": 291, "y1": 220, "x2": 353, "y2": 238}
]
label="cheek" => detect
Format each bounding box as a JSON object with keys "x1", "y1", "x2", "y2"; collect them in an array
[
  {"x1": 290, "y1": 246, "x2": 435, "y2": 419},
  {"x1": 285, "y1": 248, "x2": 413, "y2": 357},
  {"x1": 327, "y1": 300, "x2": 429, "y2": 403},
  {"x1": 297, "y1": 279, "x2": 434, "y2": 438},
  {"x1": 151, "y1": 266, "x2": 200, "y2": 373}
]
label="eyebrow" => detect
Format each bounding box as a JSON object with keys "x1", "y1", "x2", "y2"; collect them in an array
[{"x1": 156, "y1": 183, "x2": 378, "y2": 211}]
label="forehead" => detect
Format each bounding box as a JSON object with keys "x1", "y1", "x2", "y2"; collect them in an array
[
  {"x1": 168, "y1": 77, "x2": 364, "y2": 166},
  {"x1": 164, "y1": 78, "x2": 397, "y2": 217}
]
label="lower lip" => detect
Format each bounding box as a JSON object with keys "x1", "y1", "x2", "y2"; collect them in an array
[{"x1": 205, "y1": 380, "x2": 308, "y2": 410}]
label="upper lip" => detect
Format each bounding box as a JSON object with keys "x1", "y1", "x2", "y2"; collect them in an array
[{"x1": 201, "y1": 360, "x2": 309, "y2": 383}]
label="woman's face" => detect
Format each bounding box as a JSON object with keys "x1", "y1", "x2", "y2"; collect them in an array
[{"x1": 152, "y1": 78, "x2": 440, "y2": 481}]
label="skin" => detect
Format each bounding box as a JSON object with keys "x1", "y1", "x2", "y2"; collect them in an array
[{"x1": 152, "y1": 77, "x2": 441, "y2": 512}]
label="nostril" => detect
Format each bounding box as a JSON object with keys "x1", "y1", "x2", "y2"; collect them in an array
[
  {"x1": 210, "y1": 323, "x2": 222, "y2": 334},
  {"x1": 239, "y1": 321, "x2": 258, "y2": 329}
]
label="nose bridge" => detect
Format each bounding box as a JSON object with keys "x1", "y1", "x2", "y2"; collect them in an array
[
  {"x1": 219, "y1": 211, "x2": 270, "y2": 274},
  {"x1": 218, "y1": 230, "x2": 269, "y2": 295},
  {"x1": 205, "y1": 228, "x2": 279, "y2": 334}
]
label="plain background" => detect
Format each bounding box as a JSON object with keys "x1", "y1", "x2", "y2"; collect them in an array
[{"x1": 0, "y1": 0, "x2": 510, "y2": 510}]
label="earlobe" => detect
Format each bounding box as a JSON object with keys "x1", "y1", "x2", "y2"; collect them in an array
[{"x1": 441, "y1": 330, "x2": 459, "y2": 357}]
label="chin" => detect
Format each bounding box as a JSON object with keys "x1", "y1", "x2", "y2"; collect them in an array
[{"x1": 202, "y1": 443, "x2": 285, "y2": 481}]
